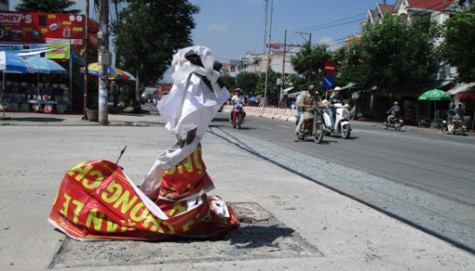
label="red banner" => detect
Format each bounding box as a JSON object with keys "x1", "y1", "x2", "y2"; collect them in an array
[
  {"x1": 49, "y1": 156, "x2": 238, "y2": 241},
  {"x1": 266, "y1": 43, "x2": 283, "y2": 50},
  {"x1": 0, "y1": 11, "x2": 98, "y2": 50}
]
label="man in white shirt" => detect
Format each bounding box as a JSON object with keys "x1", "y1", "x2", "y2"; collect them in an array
[{"x1": 230, "y1": 88, "x2": 246, "y2": 122}]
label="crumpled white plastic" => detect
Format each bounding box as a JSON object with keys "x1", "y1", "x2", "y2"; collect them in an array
[{"x1": 143, "y1": 46, "x2": 229, "y2": 184}]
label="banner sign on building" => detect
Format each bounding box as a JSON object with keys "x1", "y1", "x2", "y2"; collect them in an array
[
  {"x1": 46, "y1": 43, "x2": 70, "y2": 60},
  {"x1": 266, "y1": 43, "x2": 284, "y2": 50},
  {"x1": 0, "y1": 11, "x2": 98, "y2": 50}
]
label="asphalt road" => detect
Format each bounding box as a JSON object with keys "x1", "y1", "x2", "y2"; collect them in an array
[{"x1": 212, "y1": 112, "x2": 475, "y2": 253}]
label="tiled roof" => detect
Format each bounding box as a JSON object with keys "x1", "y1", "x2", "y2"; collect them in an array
[
  {"x1": 377, "y1": 4, "x2": 395, "y2": 15},
  {"x1": 407, "y1": 0, "x2": 455, "y2": 11}
]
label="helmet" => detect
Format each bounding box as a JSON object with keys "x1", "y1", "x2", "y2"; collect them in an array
[
  {"x1": 394, "y1": 101, "x2": 398, "y2": 105},
  {"x1": 308, "y1": 85, "x2": 315, "y2": 91},
  {"x1": 334, "y1": 86, "x2": 341, "y2": 91}
]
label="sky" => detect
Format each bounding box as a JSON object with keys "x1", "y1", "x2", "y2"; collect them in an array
[
  {"x1": 186, "y1": 0, "x2": 385, "y2": 61},
  {"x1": 8, "y1": 0, "x2": 386, "y2": 62}
]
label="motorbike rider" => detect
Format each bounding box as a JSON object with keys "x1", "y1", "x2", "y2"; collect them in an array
[
  {"x1": 386, "y1": 101, "x2": 400, "y2": 125},
  {"x1": 230, "y1": 88, "x2": 246, "y2": 123},
  {"x1": 294, "y1": 85, "x2": 325, "y2": 142},
  {"x1": 294, "y1": 90, "x2": 307, "y2": 125},
  {"x1": 327, "y1": 86, "x2": 345, "y2": 129},
  {"x1": 447, "y1": 110, "x2": 456, "y2": 134},
  {"x1": 455, "y1": 104, "x2": 464, "y2": 120}
]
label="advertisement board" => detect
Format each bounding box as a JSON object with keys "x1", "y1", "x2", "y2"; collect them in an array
[{"x1": 0, "y1": 11, "x2": 97, "y2": 50}]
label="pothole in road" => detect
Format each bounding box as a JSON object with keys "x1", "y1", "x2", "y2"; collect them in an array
[{"x1": 49, "y1": 202, "x2": 321, "y2": 269}]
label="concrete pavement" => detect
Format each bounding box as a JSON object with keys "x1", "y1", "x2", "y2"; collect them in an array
[{"x1": 0, "y1": 111, "x2": 474, "y2": 270}]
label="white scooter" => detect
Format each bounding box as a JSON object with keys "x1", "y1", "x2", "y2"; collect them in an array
[{"x1": 321, "y1": 100, "x2": 352, "y2": 139}]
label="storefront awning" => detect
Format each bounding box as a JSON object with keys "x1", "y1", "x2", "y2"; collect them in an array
[
  {"x1": 287, "y1": 91, "x2": 302, "y2": 99},
  {"x1": 283, "y1": 87, "x2": 295, "y2": 94},
  {"x1": 447, "y1": 82, "x2": 475, "y2": 95}
]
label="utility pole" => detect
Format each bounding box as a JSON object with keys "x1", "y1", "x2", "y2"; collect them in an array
[
  {"x1": 263, "y1": 0, "x2": 268, "y2": 107},
  {"x1": 280, "y1": 29, "x2": 287, "y2": 105},
  {"x1": 83, "y1": 0, "x2": 89, "y2": 120},
  {"x1": 98, "y1": 0, "x2": 110, "y2": 125},
  {"x1": 296, "y1": 31, "x2": 312, "y2": 45},
  {"x1": 264, "y1": 0, "x2": 274, "y2": 107}
]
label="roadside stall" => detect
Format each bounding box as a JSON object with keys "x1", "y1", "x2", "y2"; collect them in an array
[
  {"x1": 0, "y1": 11, "x2": 99, "y2": 113},
  {"x1": 447, "y1": 82, "x2": 475, "y2": 130},
  {"x1": 458, "y1": 91, "x2": 475, "y2": 130}
]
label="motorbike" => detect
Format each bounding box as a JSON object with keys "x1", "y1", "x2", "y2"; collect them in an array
[
  {"x1": 418, "y1": 116, "x2": 433, "y2": 128},
  {"x1": 384, "y1": 116, "x2": 404, "y2": 131},
  {"x1": 321, "y1": 101, "x2": 352, "y2": 139},
  {"x1": 232, "y1": 102, "x2": 245, "y2": 129},
  {"x1": 440, "y1": 119, "x2": 466, "y2": 135},
  {"x1": 296, "y1": 108, "x2": 324, "y2": 144}
]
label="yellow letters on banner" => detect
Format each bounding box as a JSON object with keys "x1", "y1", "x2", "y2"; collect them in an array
[
  {"x1": 86, "y1": 209, "x2": 105, "y2": 231},
  {"x1": 58, "y1": 193, "x2": 85, "y2": 224},
  {"x1": 169, "y1": 202, "x2": 186, "y2": 216},
  {"x1": 60, "y1": 193, "x2": 71, "y2": 217},
  {"x1": 193, "y1": 146, "x2": 203, "y2": 170},
  {"x1": 83, "y1": 169, "x2": 103, "y2": 189},
  {"x1": 113, "y1": 190, "x2": 138, "y2": 214},
  {"x1": 130, "y1": 203, "x2": 148, "y2": 222},
  {"x1": 158, "y1": 221, "x2": 175, "y2": 235},
  {"x1": 71, "y1": 199, "x2": 85, "y2": 224},
  {"x1": 106, "y1": 219, "x2": 119, "y2": 233},
  {"x1": 182, "y1": 220, "x2": 194, "y2": 232},
  {"x1": 165, "y1": 146, "x2": 203, "y2": 175},
  {"x1": 101, "y1": 180, "x2": 122, "y2": 203},
  {"x1": 142, "y1": 215, "x2": 161, "y2": 232},
  {"x1": 120, "y1": 219, "x2": 137, "y2": 232},
  {"x1": 182, "y1": 212, "x2": 204, "y2": 232},
  {"x1": 68, "y1": 162, "x2": 103, "y2": 190}
]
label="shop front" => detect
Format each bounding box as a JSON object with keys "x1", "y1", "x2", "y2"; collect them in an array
[{"x1": 0, "y1": 11, "x2": 98, "y2": 114}]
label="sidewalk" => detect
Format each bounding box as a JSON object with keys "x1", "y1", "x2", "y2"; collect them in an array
[
  {"x1": 0, "y1": 111, "x2": 164, "y2": 126},
  {"x1": 0, "y1": 111, "x2": 474, "y2": 270}
]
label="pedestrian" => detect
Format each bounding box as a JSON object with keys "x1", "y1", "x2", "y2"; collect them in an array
[
  {"x1": 455, "y1": 104, "x2": 464, "y2": 119},
  {"x1": 291, "y1": 101, "x2": 296, "y2": 110}
]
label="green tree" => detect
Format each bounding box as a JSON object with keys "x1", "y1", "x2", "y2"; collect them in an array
[
  {"x1": 361, "y1": 15, "x2": 439, "y2": 95},
  {"x1": 219, "y1": 74, "x2": 236, "y2": 92},
  {"x1": 289, "y1": 42, "x2": 332, "y2": 93},
  {"x1": 332, "y1": 40, "x2": 371, "y2": 88},
  {"x1": 112, "y1": 0, "x2": 199, "y2": 107},
  {"x1": 440, "y1": 7, "x2": 475, "y2": 83},
  {"x1": 236, "y1": 72, "x2": 258, "y2": 95},
  {"x1": 256, "y1": 70, "x2": 280, "y2": 106},
  {"x1": 15, "y1": 0, "x2": 80, "y2": 13}
]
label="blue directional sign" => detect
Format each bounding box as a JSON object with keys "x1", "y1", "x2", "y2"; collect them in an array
[{"x1": 322, "y1": 74, "x2": 335, "y2": 89}]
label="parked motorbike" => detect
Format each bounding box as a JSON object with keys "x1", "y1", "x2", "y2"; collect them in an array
[
  {"x1": 297, "y1": 108, "x2": 324, "y2": 144},
  {"x1": 417, "y1": 116, "x2": 433, "y2": 128},
  {"x1": 232, "y1": 102, "x2": 245, "y2": 129},
  {"x1": 440, "y1": 119, "x2": 466, "y2": 135},
  {"x1": 321, "y1": 101, "x2": 352, "y2": 139},
  {"x1": 384, "y1": 116, "x2": 404, "y2": 131}
]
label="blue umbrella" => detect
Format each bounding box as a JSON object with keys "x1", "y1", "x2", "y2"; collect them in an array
[
  {"x1": 0, "y1": 51, "x2": 31, "y2": 118},
  {"x1": 25, "y1": 56, "x2": 67, "y2": 98},
  {"x1": 25, "y1": 55, "x2": 67, "y2": 74},
  {"x1": 0, "y1": 51, "x2": 31, "y2": 74}
]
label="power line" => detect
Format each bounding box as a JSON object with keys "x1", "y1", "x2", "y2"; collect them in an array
[
  {"x1": 299, "y1": 13, "x2": 367, "y2": 32},
  {"x1": 273, "y1": 0, "x2": 459, "y2": 49}
]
